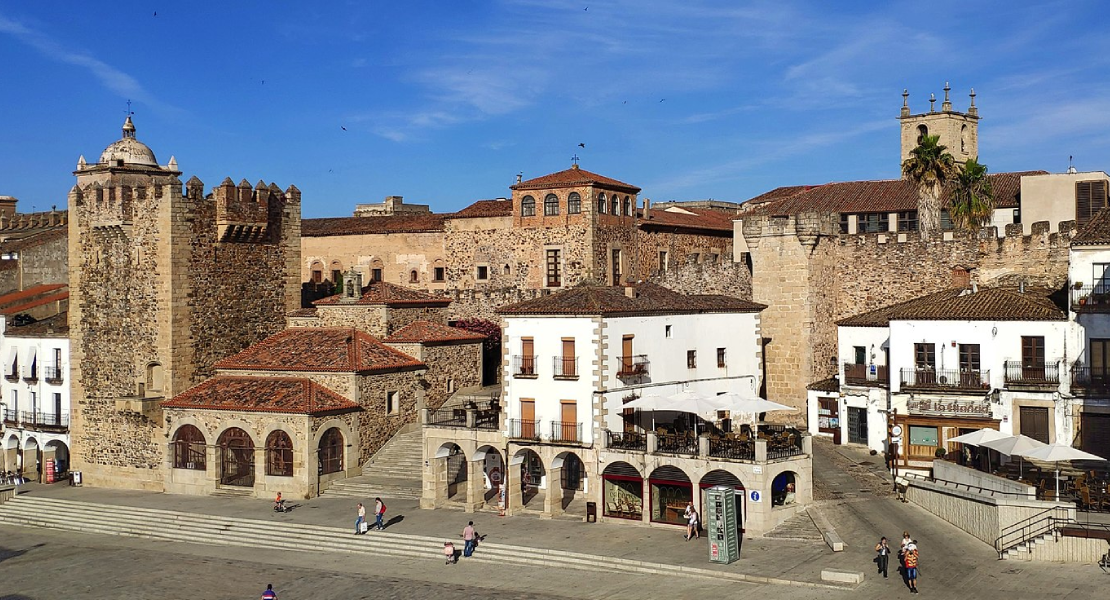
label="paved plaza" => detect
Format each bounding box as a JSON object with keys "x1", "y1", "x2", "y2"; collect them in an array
[{"x1": 0, "y1": 441, "x2": 1106, "y2": 599}]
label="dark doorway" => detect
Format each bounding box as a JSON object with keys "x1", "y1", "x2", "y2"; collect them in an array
[
  {"x1": 218, "y1": 428, "x2": 255, "y2": 487},
  {"x1": 848, "y1": 407, "x2": 868, "y2": 445}
]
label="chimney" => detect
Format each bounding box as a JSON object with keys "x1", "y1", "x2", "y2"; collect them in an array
[
  {"x1": 515, "y1": 172, "x2": 522, "y2": 185},
  {"x1": 1019, "y1": 281, "x2": 1025, "y2": 294},
  {"x1": 624, "y1": 286, "x2": 636, "y2": 298},
  {"x1": 972, "y1": 282, "x2": 978, "y2": 293},
  {"x1": 643, "y1": 198, "x2": 651, "y2": 220}
]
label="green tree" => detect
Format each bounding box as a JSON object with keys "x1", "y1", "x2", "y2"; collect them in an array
[
  {"x1": 902, "y1": 134, "x2": 956, "y2": 237},
  {"x1": 948, "y1": 157, "x2": 995, "y2": 230}
]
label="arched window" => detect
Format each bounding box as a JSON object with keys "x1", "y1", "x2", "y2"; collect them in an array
[
  {"x1": 597, "y1": 193, "x2": 607, "y2": 214},
  {"x1": 916, "y1": 124, "x2": 928, "y2": 144},
  {"x1": 544, "y1": 194, "x2": 559, "y2": 216},
  {"x1": 568, "y1": 192, "x2": 581, "y2": 214},
  {"x1": 503, "y1": 264, "x2": 511, "y2": 275},
  {"x1": 623, "y1": 197, "x2": 632, "y2": 216},
  {"x1": 319, "y1": 428, "x2": 344, "y2": 474},
  {"x1": 521, "y1": 195, "x2": 536, "y2": 217},
  {"x1": 611, "y1": 197, "x2": 620, "y2": 215},
  {"x1": 146, "y1": 362, "x2": 164, "y2": 392},
  {"x1": 409, "y1": 270, "x2": 419, "y2": 284},
  {"x1": 266, "y1": 430, "x2": 293, "y2": 477},
  {"x1": 960, "y1": 124, "x2": 968, "y2": 153},
  {"x1": 172, "y1": 425, "x2": 206, "y2": 470}
]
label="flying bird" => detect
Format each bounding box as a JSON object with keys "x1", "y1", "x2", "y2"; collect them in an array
[
  {"x1": 660, "y1": 98, "x2": 665, "y2": 102},
  {"x1": 341, "y1": 126, "x2": 347, "y2": 131},
  {"x1": 153, "y1": 11, "x2": 157, "y2": 17},
  {"x1": 578, "y1": 143, "x2": 585, "y2": 148}
]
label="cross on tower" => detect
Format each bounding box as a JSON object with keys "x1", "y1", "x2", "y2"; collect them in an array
[
  {"x1": 125, "y1": 99, "x2": 133, "y2": 117},
  {"x1": 571, "y1": 154, "x2": 579, "y2": 165}
]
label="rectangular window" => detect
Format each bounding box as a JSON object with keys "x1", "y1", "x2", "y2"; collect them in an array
[
  {"x1": 858, "y1": 213, "x2": 889, "y2": 233},
  {"x1": 854, "y1": 346, "x2": 866, "y2": 365},
  {"x1": 898, "y1": 211, "x2": 918, "y2": 232},
  {"x1": 914, "y1": 343, "x2": 935, "y2": 369},
  {"x1": 521, "y1": 338, "x2": 535, "y2": 375},
  {"x1": 690, "y1": 252, "x2": 700, "y2": 264},
  {"x1": 1021, "y1": 336, "x2": 1045, "y2": 367},
  {"x1": 708, "y1": 253, "x2": 719, "y2": 264},
  {"x1": 433, "y1": 267, "x2": 445, "y2": 282},
  {"x1": 312, "y1": 270, "x2": 323, "y2": 283},
  {"x1": 940, "y1": 210, "x2": 955, "y2": 231},
  {"x1": 717, "y1": 347, "x2": 726, "y2": 368},
  {"x1": 476, "y1": 265, "x2": 488, "y2": 280},
  {"x1": 386, "y1": 391, "x2": 399, "y2": 415},
  {"x1": 1077, "y1": 180, "x2": 1108, "y2": 227},
  {"x1": 611, "y1": 248, "x2": 622, "y2": 285},
  {"x1": 665, "y1": 325, "x2": 672, "y2": 338},
  {"x1": 658, "y1": 251, "x2": 668, "y2": 272},
  {"x1": 687, "y1": 350, "x2": 697, "y2": 369},
  {"x1": 371, "y1": 268, "x2": 383, "y2": 282},
  {"x1": 1019, "y1": 406, "x2": 1050, "y2": 444},
  {"x1": 909, "y1": 425, "x2": 938, "y2": 446},
  {"x1": 959, "y1": 343, "x2": 981, "y2": 372},
  {"x1": 839, "y1": 213, "x2": 850, "y2": 234},
  {"x1": 1094, "y1": 263, "x2": 1110, "y2": 294},
  {"x1": 568, "y1": 194, "x2": 581, "y2": 214},
  {"x1": 546, "y1": 249, "x2": 562, "y2": 287},
  {"x1": 53, "y1": 392, "x2": 62, "y2": 417},
  {"x1": 1092, "y1": 339, "x2": 1110, "y2": 378},
  {"x1": 520, "y1": 399, "x2": 536, "y2": 438},
  {"x1": 560, "y1": 338, "x2": 576, "y2": 377},
  {"x1": 331, "y1": 269, "x2": 342, "y2": 282}
]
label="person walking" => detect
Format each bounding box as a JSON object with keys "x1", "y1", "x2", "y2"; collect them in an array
[
  {"x1": 374, "y1": 497, "x2": 386, "y2": 530},
  {"x1": 462, "y1": 520, "x2": 478, "y2": 557},
  {"x1": 875, "y1": 536, "x2": 891, "y2": 578},
  {"x1": 261, "y1": 583, "x2": 278, "y2": 600},
  {"x1": 683, "y1": 502, "x2": 700, "y2": 541},
  {"x1": 355, "y1": 502, "x2": 366, "y2": 535},
  {"x1": 443, "y1": 541, "x2": 458, "y2": 564},
  {"x1": 904, "y1": 541, "x2": 920, "y2": 593}
]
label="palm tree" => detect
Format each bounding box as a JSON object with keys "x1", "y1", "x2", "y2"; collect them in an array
[
  {"x1": 948, "y1": 157, "x2": 995, "y2": 230},
  {"x1": 902, "y1": 134, "x2": 956, "y2": 237}
]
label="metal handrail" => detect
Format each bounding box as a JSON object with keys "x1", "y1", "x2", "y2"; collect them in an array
[
  {"x1": 901, "y1": 472, "x2": 1039, "y2": 499},
  {"x1": 994, "y1": 506, "x2": 1074, "y2": 557}
]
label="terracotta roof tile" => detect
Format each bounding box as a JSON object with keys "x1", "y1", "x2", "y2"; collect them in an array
[
  {"x1": 451, "y1": 199, "x2": 513, "y2": 218},
  {"x1": 837, "y1": 286, "x2": 1066, "y2": 327},
  {"x1": 215, "y1": 327, "x2": 426, "y2": 373},
  {"x1": 5, "y1": 311, "x2": 68, "y2": 337},
  {"x1": 807, "y1": 376, "x2": 840, "y2": 392},
  {"x1": 639, "y1": 207, "x2": 736, "y2": 233},
  {"x1": 498, "y1": 282, "x2": 765, "y2": 316},
  {"x1": 314, "y1": 281, "x2": 451, "y2": 307},
  {"x1": 302, "y1": 214, "x2": 446, "y2": 237},
  {"x1": 511, "y1": 166, "x2": 641, "y2": 194},
  {"x1": 740, "y1": 185, "x2": 817, "y2": 209},
  {"x1": 385, "y1": 320, "x2": 486, "y2": 343},
  {"x1": 748, "y1": 171, "x2": 1045, "y2": 216},
  {"x1": 163, "y1": 376, "x2": 359, "y2": 415},
  {"x1": 1073, "y1": 208, "x2": 1110, "y2": 246}
]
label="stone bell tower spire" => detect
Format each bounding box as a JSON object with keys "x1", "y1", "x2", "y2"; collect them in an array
[{"x1": 899, "y1": 83, "x2": 980, "y2": 168}]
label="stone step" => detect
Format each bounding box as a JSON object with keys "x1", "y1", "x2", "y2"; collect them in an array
[
  {"x1": 763, "y1": 510, "x2": 823, "y2": 541},
  {"x1": 0, "y1": 496, "x2": 807, "y2": 587}
]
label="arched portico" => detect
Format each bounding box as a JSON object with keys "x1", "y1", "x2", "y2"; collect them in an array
[
  {"x1": 469, "y1": 445, "x2": 504, "y2": 509},
  {"x1": 546, "y1": 451, "x2": 587, "y2": 516},
  {"x1": 3, "y1": 435, "x2": 18, "y2": 473},
  {"x1": 509, "y1": 448, "x2": 546, "y2": 511},
  {"x1": 43, "y1": 440, "x2": 70, "y2": 483},
  {"x1": 699, "y1": 469, "x2": 745, "y2": 534},
  {"x1": 23, "y1": 437, "x2": 40, "y2": 482},
  {"x1": 430, "y1": 442, "x2": 467, "y2": 505},
  {"x1": 217, "y1": 427, "x2": 255, "y2": 488}
]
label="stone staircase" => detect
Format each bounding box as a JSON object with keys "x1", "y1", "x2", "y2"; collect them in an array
[
  {"x1": 0, "y1": 495, "x2": 813, "y2": 587},
  {"x1": 763, "y1": 509, "x2": 823, "y2": 542},
  {"x1": 1000, "y1": 531, "x2": 1054, "y2": 560},
  {"x1": 323, "y1": 428, "x2": 423, "y2": 500}
]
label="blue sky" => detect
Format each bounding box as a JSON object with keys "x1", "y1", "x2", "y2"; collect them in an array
[{"x1": 1, "y1": 1, "x2": 1108, "y2": 218}]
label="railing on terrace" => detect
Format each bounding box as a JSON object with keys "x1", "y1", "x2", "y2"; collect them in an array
[
  {"x1": 1003, "y1": 361, "x2": 1060, "y2": 386},
  {"x1": 616, "y1": 355, "x2": 649, "y2": 377},
  {"x1": 655, "y1": 432, "x2": 698, "y2": 456},
  {"x1": 512, "y1": 355, "x2": 537, "y2": 378},
  {"x1": 552, "y1": 356, "x2": 578, "y2": 379},
  {"x1": 606, "y1": 430, "x2": 646, "y2": 452},
  {"x1": 550, "y1": 421, "x2": 582, "y2": 443},
  {"x1": 508, "y1": 419, "x2": 540, "y2": 441},
  {"x1": 474, "y1": 409, "x2": 500, "y2": 431},
  {"x1": 843, "y1": 362, "x2": 888, "y2": 386},
  {"x1": 708, "y1": 437, "x2": 755, "y2": 460},
  {"x1": 44, "y1": 366, "x2": 63, "y2": 384},
  {"x1": 1070, "y1": 365, "x2": 1110, "y2": 395},
  {"x1": 2, "y1": 408, "x2": 17, "y2": 423},
  {"x1": 766, "y1": 433, "x2": 804, "y2": 459},
  {"x1": 22, "y1": 367, "x2": 37, "y2": 382},
  {"x1": 17, "y1": 412, "x2": 69, "y2": 428},
  {"x1": 1071, "y1": 283, "x2": 1110, "y2": 312},
  {"x1": 900, "y1": 368, "x2": 990, "y2": 391},
  {"x1": 427, "y1": 407, "x2": 467, "y2": 427}
]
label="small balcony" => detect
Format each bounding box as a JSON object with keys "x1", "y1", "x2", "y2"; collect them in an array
[
  {"x1": 1070, "y1": 365, "x2": 1110, "y2": 395},
  {"x1": 552, "y1": 356, "x2": 578, "y2": 380},
  {"x1": 606, "y1": 430, "x2": 646, "y2": 452},
  {"x1": 423, "y1": 402, "x2": 501, "y2": 431},
  {"x1": 508, "y1": 418, "x2": 540, "y2": 441},
  {"x1": 1003, "y1": 360, "x2": 1060, "y2": 388},
  {"x1": 18, "y1": 411, "x2": 69, "y2": 430},
  {"x1": 512, "y1": 355, "x2": 538, "y2": 378},
  {"x1": 2, "y1": 408, "x2": 17, "y2": 424},
  {"x1": 843, "y1": 362, "x2": 888, "y2": 387},
  {"x1": 4, "y1": 368, "x2": 18, "y2": 383},
  {"x1": 900, "y1": 368, "x2": 990, "y2": 392},
  {"x1": 22, "y1": 367, "x2": 38, "y2": 383},
  {"x1": 617, "y1": 355, "x2": 650, "y2": 378},
  {"x1": 44, "y1": 365, "x2": 63, "y2": 385},
  {"x1": 1071, "y1": 284, "x2": 1110, "y2": 312},
  {"x1": 550, "y1": 421, "x2": 582, "y2": 443}
]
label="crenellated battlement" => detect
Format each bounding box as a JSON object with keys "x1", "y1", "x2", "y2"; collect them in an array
[
  {"x1": 211, "y1": 177, "x2": 300, "y2": 243},
  {"x1": 0, "y1": 208, "x2": 67, "y2": 230}
]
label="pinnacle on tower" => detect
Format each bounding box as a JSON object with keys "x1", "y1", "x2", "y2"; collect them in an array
[
  {"x1": 929, "y1": 93, "x2": 936, "y2": 113},
  {"x1": 968, "y1": 88, "x2": 978, "y2": 117},
  {"x1": 901, "y1": 89, "x2": 910, "y2": 117},
  {"x1": 122, "y1": 115, "x2": 136, "y2": 138},
  {"x1": 942, "y1": 82, "x2": 952, "y2": 112}
]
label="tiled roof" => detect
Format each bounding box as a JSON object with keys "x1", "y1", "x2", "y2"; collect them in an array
[
  {"x1": 451, "y1": 199, "x2": 513, "y2": 219},
  {"x1": 1, "y1": 228, "x2": 67, "y2": 253},
  {"x1": 385, "y1": 320, "x2": 486, "y2": 343},
  {"x1": 302, "y1": 214, "x2": 446, "y2": 237},
  {"x1": 0, "y1": 284, "x2": 68, "y2": 316},
  {"x1": 748, "y1": 171, "x2": 1045, "y2": 216},
  {"x1": 1073, "y1": 208, "x2": 1110, "y2": 246},
  {"x1": 163, "y1": 376, "x2": 359, "y2": 415},
  {"x1": 314, "y1": 281, "x2": 451, "y2": 307},
  {"x1": 498, "y1": 282, "x2": 765, "y2": 316},
  {"x1": 740, "y1": 185, "x2": 817, "y2": 209},
  {"x1": 215, "y1": 327, "x2": 426, "y2": 373},
  {"x1": 511, "y1": 166, "x2": 641, "y2": 194},
  {"x1": 5, "y1": 311, "x2": 68, "y2": 337},
  {"x1": 837, "y1": 286, "x2": 1066, "y2": 327},
  {"x1": 639, "y1": 207, "x2": 736, "y2": 233},
  {"x1": 807, "y1": 376, "x2": 840, "y2": 393}
]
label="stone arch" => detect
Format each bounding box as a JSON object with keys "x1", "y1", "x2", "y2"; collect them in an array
[
  {"x1": 409, "y1": 269, "x2": 419, "y2": 284},
  {"x1": 648, "y1": 465, "x2": 692, "y2": 525},
  {"x1": 916, "y1": 124, "x2": 928, "y2": 144},
  {"x1": 309, "y1": 260, "x2": 325, "y2": 283},
  {"x1": 602, "y1": 461, "x2": 643, "y2": 520},
  {"x1": 317, "y1": 427, "x2": 345, "y2": 475},
  {"x1": 699, "y1": 469, "x2": 746, "y2": 534},
  {"x1": 552, "y1": 450, "x2": 586, "y2": 510},
  {"x1": 265, "y1": 429, "x2": 294, "y2": 477},
  {"x1": 146, "y1": 361, "x2": 164, "y2": 393},
  {"x1": 171, "y1": 424, "x2": 207, "y2": 470},
  {"x1": 511, "y1": 448, "x2": 546, "y2": 507},
  {"x1": 472, "y1": 445, "x2": 504, "y2": 500},
  {"x1": 771, "y1": 470, "x2": 798, "y2": 506},
  {"x1": 435, "y1": 442, "x2": 466, "y2": 499},
  {"x1": 43, "y1": 439, "x2": 70, "y2": 479},
  {"x1": 217, "y1": 427, "x2": 255, "y2": 487}
]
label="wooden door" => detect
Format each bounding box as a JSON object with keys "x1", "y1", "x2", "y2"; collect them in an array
[
  {"x1": 561, "y1": 338, "x2": 576, "y2": 377},
  {"x1": 520, "y1": 400, "x2": 536, "y2": 438},
  {"x1": 1022, "y1": 336, "x2": 1045, "y2": 380},
  {"x1": 521, "y1": 338, "x2": 535, "y2": 375},
  {"x1": 622, "y1": 335, "x2": 634, "y2": 372}
]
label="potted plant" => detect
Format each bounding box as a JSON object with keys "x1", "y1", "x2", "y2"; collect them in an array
[
  {"x1": 1074, "y1": 281, "x2": 1085, "y2": 290},
  {"x1": 1079, "y1": 294, "x2": 1089, "y2": 306},
  {"x1": 934, "y1": 447, "x2": 947, "y2": 459}
]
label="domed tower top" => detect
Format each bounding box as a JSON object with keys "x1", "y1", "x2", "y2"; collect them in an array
[{"x1": 98, "y1": 116, "x2": 158, "y2": 167}]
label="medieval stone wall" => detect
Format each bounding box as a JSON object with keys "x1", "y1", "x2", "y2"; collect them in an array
[
  {"x1": 421, "y1": 343, "x2": 483, "y2": 410},
  {"x1": 355, "y1": 369, "x2": 425, "y2": 464},
  {"x1": 633, "y1": 228, "x2": 734, "y2": 284}
]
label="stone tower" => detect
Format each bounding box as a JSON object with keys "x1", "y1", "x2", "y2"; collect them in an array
[
  {"x1": 68, "y1": 117, "x2": 301, "y2": 490},
  {"x1": 899, "y1": 83, "x2": 979, "y2": 166}
]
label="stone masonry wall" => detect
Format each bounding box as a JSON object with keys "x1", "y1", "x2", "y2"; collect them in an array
[
  {"x1": 355, "y1": 369, "x2": 425, "y2": 465},
  {"x1": 421, "y1": 342, "x2": 483, "y2": 410}
]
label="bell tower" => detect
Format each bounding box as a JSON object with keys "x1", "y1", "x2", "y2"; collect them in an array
[{"x1": 899, "y1": 83, "x2": 979, "y2": 166}]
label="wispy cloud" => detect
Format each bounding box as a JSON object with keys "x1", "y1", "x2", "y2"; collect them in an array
[{"x1": 0, "y1": 12, "x2": 176, "y2": 113}]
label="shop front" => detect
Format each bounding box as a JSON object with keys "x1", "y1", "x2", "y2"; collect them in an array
[
  {"x1": 649, "y1": 465, "x2": 692, "y2": 525},
  {"x1": 602, "y1": 461, "x2": 643, "y2": 520}
]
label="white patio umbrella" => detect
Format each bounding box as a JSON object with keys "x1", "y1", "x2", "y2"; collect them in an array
[
  {"x1": 623, "y1": 394, "x2": 671, "y2": 430},
  {"x1": 1016, "y1": 443, "x2": 1105, "y2": 501},
  {"x1": 947, "y1": 428, "x2": 1009, "y2": 446},
  {"x1": 711, "y1": 393, "x2": 797, "y2": 435},
  {"x1": 664, "y1": 390, "x2": 723, "y2": 435},
  {"x1": 979, "y1": 434, "x2": 1047, "y2": 478}
]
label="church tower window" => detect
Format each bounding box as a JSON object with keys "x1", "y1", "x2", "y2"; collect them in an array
[
  {"x1": 544, "y1": 194, "x2": 559, "y2": 216},
  {"x1": 521, "y1": 195, "x2": 536, "y2": 217},
  {"x1": 568, "y1": 192, "x2": 581, "y2": 214},
  {"x1": 597, "y1": 193, "x2": 606, "y2": 214}
]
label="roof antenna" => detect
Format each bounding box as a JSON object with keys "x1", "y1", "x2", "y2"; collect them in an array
[{"x1": 1067, "y1": 155, "x2": 1077, "y2": 174}]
